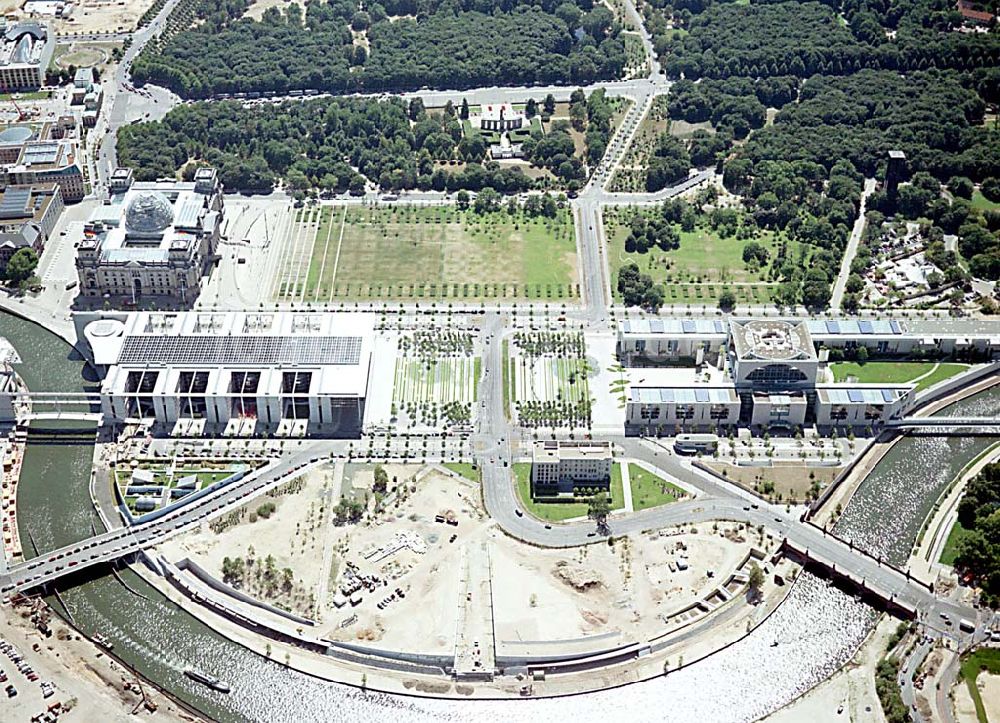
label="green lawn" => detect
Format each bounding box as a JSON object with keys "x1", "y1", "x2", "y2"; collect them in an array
[
  {"x1": 914, "y1": 363, "x2": 969, "y2": 392},
  {"x1": 940, "y1": 520, "x2": 975, "y2": 566},
  {"x1": 628, "y1": 463, "x2": 684, "y2": 511},
  {"x1": 971, "y1": 190, "x2": 1000, "y2": 212},
  {"x1": 443, "y1": 463, "x2": 481, "y2": 483},
  {"x1": 513, "y1": 462, "x2": 624, "y2": 522},
  {"x1": 960, "y1": 648, "x2": 1000, "y2": 723},
  {"x1": 830, "y1": 361, "x2": 967, "y2": 390},
  {"x1": 288, "y1": 205, "x2": 578, "y2": 301},
  {"x1": 0, "y1": 90, "x2": 50, "y2": 101},
  {"x1": 603, "y1": 208, "x2": 802, "y2": 299}
]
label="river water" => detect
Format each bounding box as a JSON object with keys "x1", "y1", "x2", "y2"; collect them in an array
[{"x1": 3, "y1": 309, "x2": 998, "y2": 723}]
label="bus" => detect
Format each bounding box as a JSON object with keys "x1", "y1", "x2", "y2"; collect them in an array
[{"x1": 674, "y1": 433, "x2": 719, "y2": 455}]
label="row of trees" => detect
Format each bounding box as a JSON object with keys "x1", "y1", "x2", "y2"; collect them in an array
[
  {"x1": 132, "y1": 0, "x2": 626, "y2": 98},
  {"x1": 952, "y1": 463, "x2": 1000, "y2": 607}
]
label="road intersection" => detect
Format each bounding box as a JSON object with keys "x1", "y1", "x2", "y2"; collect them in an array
[{"x1": 3, "y1": 0, "x2": 992, "y2": 674}]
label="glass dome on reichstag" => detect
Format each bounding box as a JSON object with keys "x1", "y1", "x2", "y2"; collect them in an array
[{"x1": 124, "y1": 192, "x2": 174, "y2": 236}]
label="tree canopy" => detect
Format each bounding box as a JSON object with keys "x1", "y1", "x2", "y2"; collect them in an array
[
  {"x1": 953, "y1": 463, "x2": 1000, "y2": 607},
  {"x1": 653, "y1": 0, "x2": 1000, "y2": 81},
  {"x1": 117, "y1": 96, "x2": 538, "y2": 193},
  {"x1": 132, "y1": 0, "x2": 626, "y2": 98}
]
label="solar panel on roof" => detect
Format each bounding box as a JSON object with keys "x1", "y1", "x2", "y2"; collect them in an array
[
  {"x1": 0, "y1": 187, "x2": 30, "y2": 218},
  {"x1": 848, "y1": 389, "x2": 864, "y2": 403},
  {"x1": 649, "y1": 319, "x2": 663, "y2": 333},
  {"x1": 682, "y1": 320, "x2": 695, "y2": 333},
  {"x1": 826, "y1": 321, "x2": 840, "y2": 334},
  {"x1": 117, "y1": 335, "x2": 362, "y2": 366},
  {"x1": 881, "y1": 389, "x2": 895, "y2": 402},
  {"x1": 695, "y1": 389, "x2": 709, "y2": 402},
  {"x1": 714, "y1": 320, "x2": 725, "y2": 333},
  {"x1": 858, "y1": 320, "x2": 873, "y2": 334},
  {"x1": 890, "y1": 320, "x2": 901, "y2": 334}
]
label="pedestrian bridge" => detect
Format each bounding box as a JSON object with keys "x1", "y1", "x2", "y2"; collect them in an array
[
  {"x1": 19, "y1": 411, "x2": 104, "y2": 423},
  {"x1": 2, "y1": 391, "x2": 103, "y2": 426}
]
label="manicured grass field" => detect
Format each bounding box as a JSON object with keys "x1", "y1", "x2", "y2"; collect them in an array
[
  {"x1": 959, "y1": 647, "x2": 1000, "y2": 723},
  {"x1": 939, "y1": 519, "x2": 975, "y2": 566},
  {"x1": 295, "y1": 205, "x2": 578, "y2": 301},
  {"x1": 628, "y1": 463, "x2": 685, "y2": 511},
  {"x1": 830, "y1": 361, "x2": 967, "y2": 390},
  {"x1": 443, "y1": 463, "x2": 481, "y2": 483},
  {"x1": 914, "y1": 363, "x2": 969, "y2": 391},
  {"x1": 513, "y1": 462, "x2": 624, "y2": 522}
]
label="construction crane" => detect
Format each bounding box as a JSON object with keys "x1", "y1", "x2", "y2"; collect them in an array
[
  {"x1": 9, "y1": 94, "x2": 26, "y2": 122},
  {"x1": 0, "y1": 80, "x2": 27, "y2": 121}
]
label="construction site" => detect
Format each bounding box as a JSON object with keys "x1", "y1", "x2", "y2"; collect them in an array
[{"x1": 155, "y1": 461, "x2": 778, "y2": 674}]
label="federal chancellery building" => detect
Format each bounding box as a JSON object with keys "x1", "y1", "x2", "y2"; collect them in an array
[{"x1": 618, "y1": 317, "x2": 1000, "y2": 434}]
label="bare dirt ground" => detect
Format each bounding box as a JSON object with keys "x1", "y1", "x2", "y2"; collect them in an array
[
  {"x1": 1, "y1": 602, "x2": 189, "y2": 722},
  {"x1": 979, "y1": 673, "x2": 1000, "y2": 723},
  {"x1": 706, "y1": 462, "x2": 843, "y2": 503},
  {"x1": 158, "y1": 463, "x2": 339, "y2": 619},
  {"x1": 157, "y1": 464, "x2": 766, "y2": 665},
  {"x1": 242, "y1": 0, "x2": 305, "y2": 20},
  {"x1": 954, "y1": 676, "x2": 979, "y2": 723},
  {"x1": 321, "y1": 465, "x2": 485, "y2": 654},
  {"x1": 493, "y1": 521, "x2": 763, "y2": 649},
  {"x1": 954, "y1": 670, "x2": 1000, "y2": 723},
  {"x1": 23, "y1": 0, "x2": 157, "y2": 34}
]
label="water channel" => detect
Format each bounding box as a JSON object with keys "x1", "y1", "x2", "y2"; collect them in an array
[{"x1": 3, "y1": 309, "x2": 998, "y2": 723}]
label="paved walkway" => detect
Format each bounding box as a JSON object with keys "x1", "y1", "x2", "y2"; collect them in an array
[
  {"x1": 620, "y1": 461, "x2": 634, "y2": 513},
  {"x1": 829, "y1": 177, "x2": 877, "y2": 310}
]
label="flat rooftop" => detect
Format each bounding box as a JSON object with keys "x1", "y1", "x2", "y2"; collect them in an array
[
  {"x1": 730, "y1": 319, "x2": 816, "y2": 361},
  {"x1": 620, "y1": 318, "x2": 728, "y2": 337},
  {"x1": 629, "y1": 385, "x2": 738, "y2": 404},
  {"x1": 532, "y1": 440, "x2": 613, "y2": 463},
  {"x1": 815, "y1": 385, "x2": 912, "y2": 405}
]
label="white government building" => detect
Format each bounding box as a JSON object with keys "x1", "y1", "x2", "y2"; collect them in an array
[
  {"x1": 78, "y1": 310, "x2": 379, "y2": 438},
  {"x1": 618, "y1": 317, "x2": 1000, "y2": 434}
]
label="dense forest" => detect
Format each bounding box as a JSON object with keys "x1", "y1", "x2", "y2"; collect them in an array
[
  {"x1": 648, "y1": 0, "x2": 1000, "y2": 80},
  {"x1": 116, "y1": 93, "x2": 606, "y2": 193},
  {"x1": 717, "y1": 70, "x2": 1000, "y2": 282},
  {"x1": 131, "y1": 0, "x2": 626, "y2": 97},
  {"x1": 733, "y1": 71, "x2": 998, "y2": 181}
]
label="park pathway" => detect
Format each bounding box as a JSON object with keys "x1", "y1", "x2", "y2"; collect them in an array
[
  {"x1": 620, "y1": 461, "x2": 635, "y2": 513},
  {"x1": 830, "y1": 177, "x2": 877, "y2": 310}
]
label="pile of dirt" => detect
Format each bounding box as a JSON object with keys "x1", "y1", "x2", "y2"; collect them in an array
[
  {"x1": 723, "y1": 529, "x2": 745, "y2": 544},
  {"x1": 580, "y1": 609, "x2": 608, "y2": 626},
  {"x1": 355, "y1": 621, "x2": 385, "y2": 641},
  {"x1": 552, "y1": 561, "x2": 604, "y2": 591}
]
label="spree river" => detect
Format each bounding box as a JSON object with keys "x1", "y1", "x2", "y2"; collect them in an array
[{"x1": 3, "y1": 309, "x2": 998, "y2": 723}]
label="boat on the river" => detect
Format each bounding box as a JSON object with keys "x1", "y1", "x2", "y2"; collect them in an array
[{"x1": 184, "y1": 668, "x2": 231, "y2": 694}]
